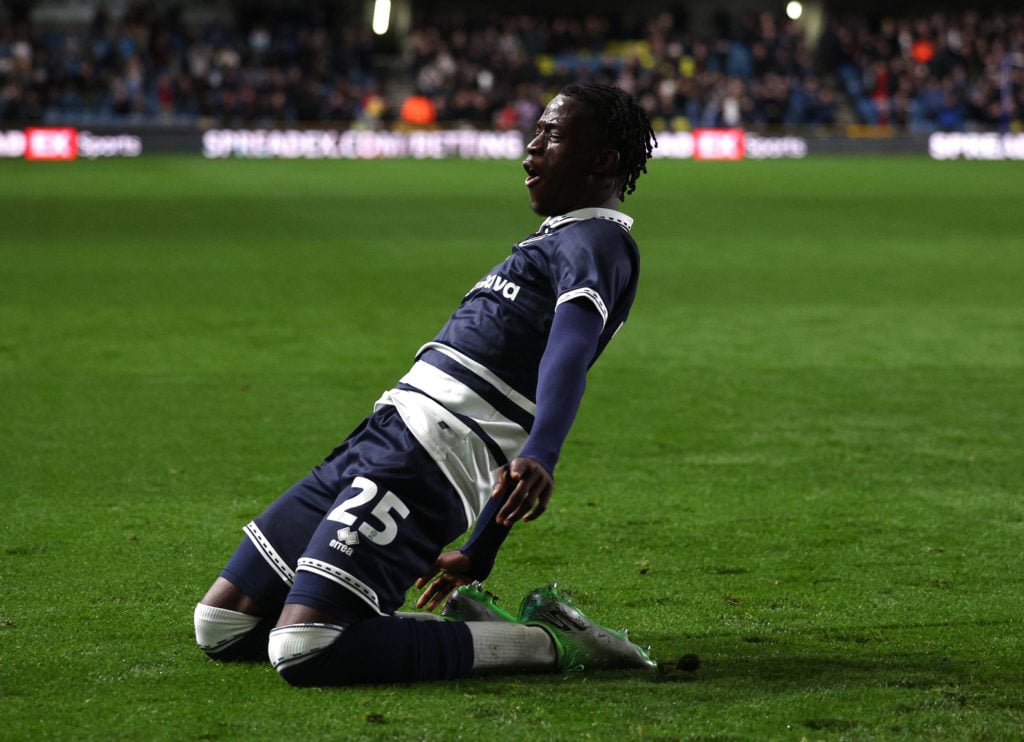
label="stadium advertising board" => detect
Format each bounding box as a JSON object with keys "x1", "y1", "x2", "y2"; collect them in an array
[
  {"x1": 24, "y1": 127, "x2": 78, "y2": 160},
  {"x1": 8, "y1": 127, "x2": 1024, "y2": 161},
  {"x1": 201, "y1": 129, "x2": 524, "y2": 160},
  {"x1": 928, "y1": 132, "x2": 1024, "y2": 160},
  {"x1": 0, "y1": 129, "x2": 26, "y2": 158},
  {"x1": 0, "y1": 128, "x2": 143, "y2": 159},
  {"x1": 653, "y1": 131, "x2": 808, "y2": 160},
  {"x1": 200, "y1": 128, "x2": 808, "y2": 161},
  {"x1": 692, "y1": 129, "x2": 746, "y2": 160}
]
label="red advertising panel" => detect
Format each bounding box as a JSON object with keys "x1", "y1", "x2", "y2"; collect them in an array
[
  {"x1": 693, "y1": 128, "x2": 745, "y2": 161},
  {"x1": 24, "y1": 127, "x2": 79, "y2": 161}
]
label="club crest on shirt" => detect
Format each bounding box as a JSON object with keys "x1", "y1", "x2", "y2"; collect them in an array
[{"x1": 469, "y1": 273, "x2": 521, "y2": 301}]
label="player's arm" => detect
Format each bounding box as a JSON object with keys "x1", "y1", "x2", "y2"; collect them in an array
[
  {"x1": 489, "y1": 298, "x2": 603, "y2": 527},
  {"x1": 415, "y1": 300, "x2": 602, "y2": 610},
  {"x1": 490, "y1": 228, "x2": 633, "y2": 528}
]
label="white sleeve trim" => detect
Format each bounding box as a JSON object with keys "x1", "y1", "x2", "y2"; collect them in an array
[{"x1": 556, "y1": 288, "x2": 608, "y2": 328}]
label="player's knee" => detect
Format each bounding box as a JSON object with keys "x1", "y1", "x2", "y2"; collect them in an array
[
  {"x1": 193, "y1": 602, "x2": 267, "y2": 662},
  {"x1": 267, "y1": 623, "x2": 346, "y2": 686}
]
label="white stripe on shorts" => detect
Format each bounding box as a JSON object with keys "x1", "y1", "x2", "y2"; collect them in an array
[
  {"x1": 297, "y1": 557, "x2": 384, "y2": 616},
  {"x1": 244, "y1": 521, "x2": 295, "y2": 585}
]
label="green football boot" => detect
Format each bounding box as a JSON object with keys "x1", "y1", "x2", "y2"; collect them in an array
[
  {"x1": 518, "y1": 583, "x2": 656, "y2": 672},
  {"x1": 440, "y1": 582, "x2": 518, "y2": 622}
]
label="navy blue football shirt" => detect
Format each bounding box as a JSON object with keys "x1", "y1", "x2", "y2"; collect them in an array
[{"x1": 430, "y1": 207, "x2": 639, "y2": 402}]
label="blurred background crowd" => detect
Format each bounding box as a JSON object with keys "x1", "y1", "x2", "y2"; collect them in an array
[{"x1": 1, "y1": 2, "x2": 1021, "y2": 133}]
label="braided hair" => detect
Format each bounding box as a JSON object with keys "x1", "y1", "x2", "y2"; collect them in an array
[{"x1": 560, "y1": 83, "x2": 657, "y2": 201}]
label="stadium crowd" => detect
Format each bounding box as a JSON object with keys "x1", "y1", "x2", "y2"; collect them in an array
[
  {"x1": 821, "y1": 10, "x2": 1024, "y2": 131},
  {"x1": 407, "y1": 11, "x2": 838, "y2": 132},
  {"x1": 1, "y1": 3, "x2": 1021, "y2": 133},
  {"x1": 0, "y1": 4, "x2": 389, "y2": 126}
]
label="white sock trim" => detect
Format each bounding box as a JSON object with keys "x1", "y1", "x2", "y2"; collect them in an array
[
  {"x1": 268, "y1": 623, "x2": 345, "y2": 672},
  {"x1": 468, "y1": 623, "x2": 557, "y2": 672},
  {"x1": 194, "y1": 603, "x2": 261, "y2": 653},
  {"x1": 395, "y1": 611, "x2": 445, "y2": 622}
]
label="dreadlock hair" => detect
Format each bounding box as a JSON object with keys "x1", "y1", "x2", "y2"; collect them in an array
[{"x1": 559, "y1": 83, "x2": 657, "y2": 201}]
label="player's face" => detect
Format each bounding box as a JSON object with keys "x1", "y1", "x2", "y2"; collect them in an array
[{"x1": 522, "y1": 95, "x2": 607, "y2": 216}]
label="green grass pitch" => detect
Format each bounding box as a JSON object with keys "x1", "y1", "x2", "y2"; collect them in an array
[{"x1": 1, "y1": 154, "x2": 1022, "y2": 740}]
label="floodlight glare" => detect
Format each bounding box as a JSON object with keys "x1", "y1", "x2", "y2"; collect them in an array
[
  {"x1": 372, "y1": 0, "x2": 391, "y2": 35},
  {"x1": 786, "y1": 1, "x2": 803, "y2": 20}
]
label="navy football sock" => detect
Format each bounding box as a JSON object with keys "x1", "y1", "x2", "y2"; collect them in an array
[{"x1": 272, "y1": 615, "x2": 474, "y2": 686}]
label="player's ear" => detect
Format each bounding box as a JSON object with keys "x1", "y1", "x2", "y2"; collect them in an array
[{"x1": 592, "y1": 148, "x2": 620, "y2": 176}]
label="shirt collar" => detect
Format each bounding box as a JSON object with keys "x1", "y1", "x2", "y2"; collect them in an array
[{"x1": 539, "y1": 207, "x2": 634, "y2": 234}]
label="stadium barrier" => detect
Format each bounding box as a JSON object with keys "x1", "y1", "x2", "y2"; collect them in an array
[{"x1": 2, "y1": 126, "x2": 1024, "y2": 161}]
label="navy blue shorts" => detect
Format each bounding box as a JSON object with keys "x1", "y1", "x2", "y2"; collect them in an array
[{"x1": 221, "y1": 405, "x2": 470, "y2": 621}]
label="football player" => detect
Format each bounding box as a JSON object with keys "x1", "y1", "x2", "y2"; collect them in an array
[{"x1": 194, "y1": 83, "x2": 658, "y2": 685}]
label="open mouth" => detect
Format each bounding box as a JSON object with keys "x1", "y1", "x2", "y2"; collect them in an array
[{"x1": 523, "y1": 160, "x2": 540, "y2": 188}]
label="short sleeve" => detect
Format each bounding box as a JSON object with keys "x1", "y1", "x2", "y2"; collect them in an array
[{"x1": 548, "y1": 221, "x2": 636, "y2": 329}]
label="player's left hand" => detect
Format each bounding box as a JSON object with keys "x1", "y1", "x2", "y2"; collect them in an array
[
  {"x1": 493, "y1": 457, "x2": 554, "y2": 526},
  {"x1": 415, "y1": 550, "x2": 474, "y2": 612}
]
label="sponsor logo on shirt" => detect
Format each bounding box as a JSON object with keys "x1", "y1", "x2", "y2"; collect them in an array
[{"x1": 470, "y1": 274, "x2": 521, "y2": 301}]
